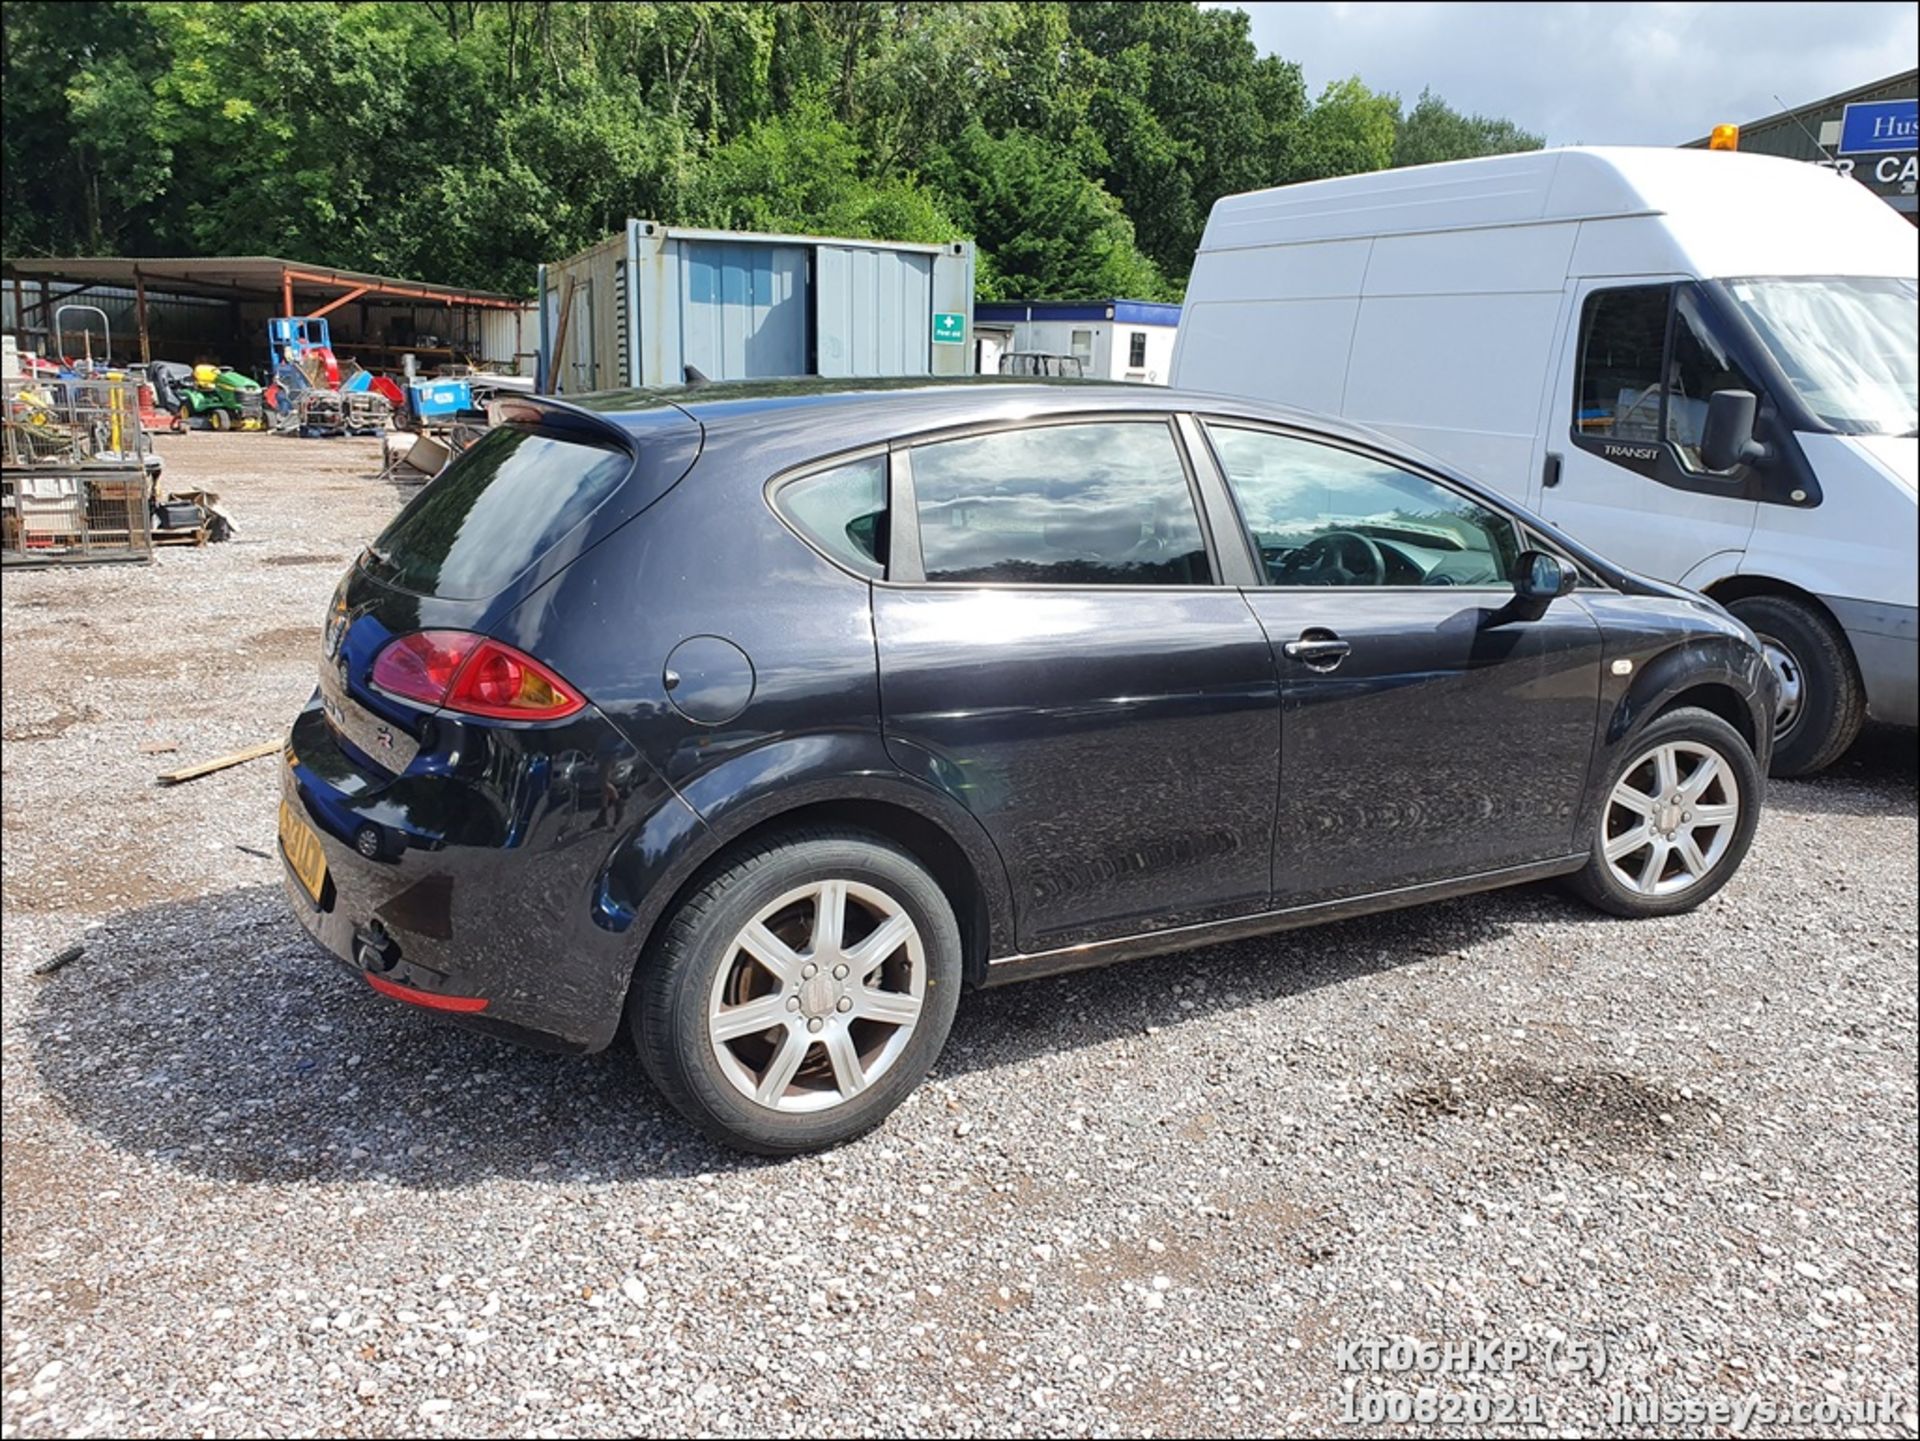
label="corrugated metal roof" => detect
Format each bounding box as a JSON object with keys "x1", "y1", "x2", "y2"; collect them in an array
[
  {"x1": 0, "y1": 254, "x2": 521, "y2": 308},
  {"x1": 1682, "y1": 69, "x2": 1918, "y2": 153}
]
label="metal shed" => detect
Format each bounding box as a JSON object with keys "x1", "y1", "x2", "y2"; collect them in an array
[
  {"x1": 1, "y1": 255, "x2": 534, "y2": 374},
  {"x1": 538, "y1": 222, "x2": 975, "y2": 392}
]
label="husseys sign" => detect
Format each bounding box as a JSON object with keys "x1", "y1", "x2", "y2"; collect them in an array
[{"x1": 1827, "y1": 98, "x2": 1918, "y2": 197}]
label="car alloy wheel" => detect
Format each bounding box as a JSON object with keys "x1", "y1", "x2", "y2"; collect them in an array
[
  {"x1": 706, "y1": 879, "x2": 926, "y2": 1112},
  {"x1": 1601, "y1": 739, "x2": 1742, "y2": 897}
]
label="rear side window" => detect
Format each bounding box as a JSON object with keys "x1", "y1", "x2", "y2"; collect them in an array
[
  {"x1": 774, "y1": 456, "x2": 888, "y2": 578},
  {"x1": 366, "y1": 425, "x2": 630, "y2": 600},
  {"x1": 908, "y1": 420, "x2": 1212, "y2": 586}
]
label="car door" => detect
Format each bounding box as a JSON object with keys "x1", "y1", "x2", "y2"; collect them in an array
[
  {"x1": 873, "y1": 415, "x2": 1280, "y2": 953},
  {"x1": 1197, "y1": 420, "x2": 1606, "y2": 906},
  {"x1": 1537, "y1": 279, "x2": 1759, "y2": 584}
]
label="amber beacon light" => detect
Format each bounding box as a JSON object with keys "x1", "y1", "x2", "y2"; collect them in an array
[{"x1": 1708, "y1": 123, "x2": 1740, "y2": 151}]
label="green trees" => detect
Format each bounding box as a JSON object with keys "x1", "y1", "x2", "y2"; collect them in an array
[
  {"x1": 1395, "y1": 89, "x2": 1546, "y2": 169},
  {"x1": 931, "y1": 125, "x2": 1165, "y2": 301},
  {"x1": 1, "y1": 2, "x2": 1545, "y2": 300}
]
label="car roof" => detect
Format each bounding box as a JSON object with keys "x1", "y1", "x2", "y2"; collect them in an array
[{"x1": 559, "y1": 375, "x2": 1411, "y2": 459}]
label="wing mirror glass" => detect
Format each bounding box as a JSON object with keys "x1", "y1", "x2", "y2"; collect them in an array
[{"x1": 1518, "y1": 551, "x2": 1576, "y2": 603}]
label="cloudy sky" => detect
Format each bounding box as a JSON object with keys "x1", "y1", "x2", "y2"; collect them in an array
[{"x1": 1221, "y1": 2, "x2": 1917, "y2": 145}]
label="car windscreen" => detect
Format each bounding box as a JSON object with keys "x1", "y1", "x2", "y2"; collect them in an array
[
  {"x1": 363, "y1": 424, "x2": 632, "y2": 600},
  {"x1": 1722, "y1": 276, "x2": 1918, "y2": 437}
]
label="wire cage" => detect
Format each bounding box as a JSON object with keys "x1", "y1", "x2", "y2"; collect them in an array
[{"x1": 3, "y1": 373, "x2": 158, "y2": 565}]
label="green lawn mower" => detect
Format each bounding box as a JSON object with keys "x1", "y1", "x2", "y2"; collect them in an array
[{"x1": 163, "y1": 363, "x2": 265, "y2": 432}]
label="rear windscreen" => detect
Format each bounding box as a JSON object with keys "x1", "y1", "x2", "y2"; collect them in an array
[{"x1": 364, "y1": 424, "x2": 631, "y2": 600}]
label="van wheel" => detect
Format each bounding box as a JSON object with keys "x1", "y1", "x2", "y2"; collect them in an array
[
  {"x1": 1566, "y1": 706, "x2": 1761, "y2": 918},
  {"x1": 631, "y1": 829, "x2": 962, "y2": 1155},
  {"x1": 1725, "y1": 595, "x2": 1863, "y2": 777}
]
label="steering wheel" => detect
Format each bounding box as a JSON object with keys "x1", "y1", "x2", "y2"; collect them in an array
[{"x1": 1278, "y1": 530, "x2": 1388, "y2": 587}]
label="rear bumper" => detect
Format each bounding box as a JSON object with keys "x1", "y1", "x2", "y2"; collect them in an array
[
  {"x1": 1825, "y1": 596, "x2": 1918, "y2": 729},
  {"x1": 280, "y1": 693, "x2": 682, "y2": 1052}
]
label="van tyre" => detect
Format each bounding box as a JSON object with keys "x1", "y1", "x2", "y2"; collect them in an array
[
  {"x1": 1567, "y1": 706, "x2": 1761, "y2": 919},
  {"x1": 1725, "y1": 594, "x2": 1863, "y2": 777},
  {"x1": 632, "y1": 829, "x2": 962, "y2": 1155}
]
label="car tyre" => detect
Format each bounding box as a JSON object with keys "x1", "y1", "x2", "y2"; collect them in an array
[
  {"x1": 1725, "y1": 594, "x2": 1863, "y2": 778},
  {"x1": 1566, "y1": 706, "x2": 1761, "y2": 919},
  {"x1": 632, "y1": 828, "x2": 962, "y2": 1155}
]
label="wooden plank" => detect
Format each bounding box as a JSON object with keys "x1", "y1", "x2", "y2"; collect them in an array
[
  {"x1": 156, "y1": 739, "x2": 282, "y2": 785},
  {"x1": 546, "y1": 272, "x2": 578, "y2": 395}
]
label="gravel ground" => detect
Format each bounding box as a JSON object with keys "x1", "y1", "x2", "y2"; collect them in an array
[{"x1": 3, "y1": 433, "x2": 1916, "y2": 1438}]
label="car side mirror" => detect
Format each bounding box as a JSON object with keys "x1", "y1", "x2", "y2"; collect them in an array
[
  {"x1": 1487, "y1": 550, "x2": 1576, "y2": 627},
  {"x1": 1700, "y1": 389, "x2": 1769, "y2": 471}
]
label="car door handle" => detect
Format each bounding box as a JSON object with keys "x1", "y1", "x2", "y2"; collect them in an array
[
  {"x1": 1542, "y1": 451, "x2": 1563, "y2": 488},
  {"x1": 1283, "y1": 631, "x2": 1351, "y2": 670}
]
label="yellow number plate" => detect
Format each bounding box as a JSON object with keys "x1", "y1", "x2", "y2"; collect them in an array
[{"x1": 278, "y1": 800, "x2": 329, "y2": 904}]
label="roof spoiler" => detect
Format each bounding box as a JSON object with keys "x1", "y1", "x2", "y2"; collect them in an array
[{"x1": 485, "y1": 393, "x2": 648, "y2": 452}]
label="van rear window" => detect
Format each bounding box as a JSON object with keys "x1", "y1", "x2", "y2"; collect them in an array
[{"x1": 365, "y1": 425, "x2": 631, "y2": 600}]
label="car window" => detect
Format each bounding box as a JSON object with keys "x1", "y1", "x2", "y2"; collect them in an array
[
  {"x1": 775, "y1": 455, "x2": 887, "y2": 578},
  {"x1": 365, "y1": 424, "x2": 631, "y2": 600},
  {"x1": 1665, "y1": 288, "x2": 1762, "y2": 473},
  {"x1": 1206, "y1": 426, "x2": 1521, "y2": 588},
  {"x1": 1575, "y1": 284, "x2": 1671, "y2": 444},
  {"x1": 908, "y1": 421, "x2": 1213, "y2": 586},
  {"x1": 1574, "y1": 284, "x2": 1761, "y2": 476}
]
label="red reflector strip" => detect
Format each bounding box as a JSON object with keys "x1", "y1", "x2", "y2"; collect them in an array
[{"x1": 365, "y1": 972, "x2": 490, "y2": 1013}]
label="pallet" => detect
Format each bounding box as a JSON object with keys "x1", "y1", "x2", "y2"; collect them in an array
[{"x1": 151, "y1": 525, "x2": 208, "y2": 547}]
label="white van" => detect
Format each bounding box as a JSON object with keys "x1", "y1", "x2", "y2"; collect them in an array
[{"x1": 1172, "y1": 147, "x2": 1917, "y2": 775}]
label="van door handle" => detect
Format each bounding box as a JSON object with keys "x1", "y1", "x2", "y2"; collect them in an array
[
  {"x1": 1283, "y1": 630, "x2": 1351, "y2": 671},
  {"x1": 1542, "y1": 451, "x2": 1563, "y2": 488}
]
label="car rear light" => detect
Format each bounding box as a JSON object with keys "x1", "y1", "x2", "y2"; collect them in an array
[{"x1": 369, "y1": 630, "x2": 585, "y2": 720}]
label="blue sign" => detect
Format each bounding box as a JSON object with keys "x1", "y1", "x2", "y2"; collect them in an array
[{"x1": 1839, "y1": 99, "x2": 1917, "y2": 155}]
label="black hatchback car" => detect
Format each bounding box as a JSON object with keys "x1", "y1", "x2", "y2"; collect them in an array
[{"x1": 281, "y1": 380, "x2": 1772, "y2": 1153}]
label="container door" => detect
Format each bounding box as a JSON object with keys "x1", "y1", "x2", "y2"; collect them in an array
[
  {"x1": 815, "y1": 247, "x2": 933, "y2": 378},
  {"x1": 544, "y1": 278, "x2": 595, "y2": 393},
  {"x1": 680, "y1": 241, "x2": 808, "y2": 379}
]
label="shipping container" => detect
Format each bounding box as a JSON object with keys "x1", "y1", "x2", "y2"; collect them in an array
[{"x1": 537, "y1": 222, "x2": 975, "y2": 391}]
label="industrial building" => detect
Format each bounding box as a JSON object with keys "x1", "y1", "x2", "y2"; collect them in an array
[
  {"x1": 1, "y1": 255, "x2": 532, "y2": 377},
  {"x1": 1686, "y1": 69, "x2": 1917, "y2": 221},
  {"x1": 537, "y1": 221, "x2": 975, "y2": 392},
  {"x1": 973, "y1": 299, "x2": 1181, "y2": 384}
]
